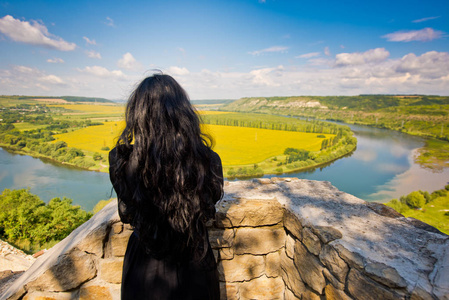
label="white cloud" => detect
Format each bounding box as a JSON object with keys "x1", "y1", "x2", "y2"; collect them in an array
[
  {"x1": 412, "y1": 16, "x2": 440, "y2": 23},
  {"x1": 382, "y1": 28, "x2": 444, "y2": 42},
  {"x1": 396, "y1": 51, "x2": 449, "y2": 79},
  {"x1": 47, "y1": 58, "x2": 64, "y2": 63},
  {"x1": 117, "y1": 52, "x2": 141, "y2": 71},
  {"x1": 0, "y1": 15, "x2": 76, "y2": 51},
  {"x1": 174, "y1": 50, "x2": 449, "y2": 99},
  {"x1": 335, "y1": 48, "x2": 390, "y2": 66},
  {"x1": 105, "y1": 17, "x2": 115, "y2": 27},
  {"x1": 14, "y1": 65, "x2": 35, "y2": 74},
  {"x1": 40, "y1": 74, "x2": 64, "y2": 84},
  {"x1": 1, "y1": 50, "x2": 448, "y2": 100},
  {"x1": 0, "y1": 65, "x2": 67, "y2": 94},
  {"x1": 324, "y1": 46, "x2": 331, "y2": 56},
  {"x1": 296, "y1": 52, "x2": 320, "y2": 59},
  {"x1": 83, "y1": 36, "x2": 96, "y2": 45},
  {"x1": 307, "y1": 58, "x2": 333, "y2": 66},
  {"x1": 167, "y1": 66, "x2": 190, "y2": 76},
  {"x1": 248, "y1": 46, "x2": 288, "y2": 56},
  {"x1": 85, "y1": 50, "x2": 102, "y2": 59},
  {"x1": 249, "y1": 65, "x2": 284, "y2": 87},
  {"x1": 78, "y1": 65, "x2": 126, "y2": 79}
]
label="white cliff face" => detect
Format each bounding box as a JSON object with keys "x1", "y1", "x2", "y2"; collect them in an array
[
  {"x1": 1, "y1": 178, "x2": 448, "y2": 300},
  {"x1": 265, "y1": 100, "x2": 327, "y2": 109}
]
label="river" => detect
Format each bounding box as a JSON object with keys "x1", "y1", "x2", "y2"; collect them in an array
[
  {"x1": 0, "y1": 148, "x2": 115, "y2": 211},
  {"x1": 268, "y1": 123, "x2": 449, "y2": 202},
  {"x1": 1, "y1": 123, "x2": 448, "y2": 210}
]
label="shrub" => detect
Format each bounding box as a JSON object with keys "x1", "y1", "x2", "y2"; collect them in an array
[
  {"x1": 54, "y1": 141, "x2": 67, "y2": 150},
  {"x1": 386, "y1": 199, "x2": 409, "y2": 214},
  {"x1": 68, "y1": 148, "x2": 84, "y2": 157},
  {"x1": 406, "y1": 191, "x2": 426, "y2": 209},
  {"x1": 0, "y1": 189, "x2": 91, "y2": 252},
  {"x1": 227, "y1": 168, "x2": 236, "y2": 177},
  {"x1": 93, "y1": 152, "x2": 103, "y2": 161}
]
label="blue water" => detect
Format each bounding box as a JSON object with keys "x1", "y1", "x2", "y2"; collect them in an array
[
  {"x1": 1, "y1": 122, "x2": 448, "y2": 209},
  {"x1": 0, "y1": 148, "x2": 115, "y2": 211},
  {"x1": 269, "y1": 124, "x2": 416, "y2": 196}
]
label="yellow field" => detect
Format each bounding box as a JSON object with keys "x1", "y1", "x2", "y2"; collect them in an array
[
  {"x1": 54, "y1": 122, "x2": 334, "y2": 166},
  {"x1": 49, "y1": 104, "x2": 124, "y2": 115},
  {"x1": 196, "y1": 111, "x2": 230, "y2": 115},
  {"x1": 53, "y1": 121, "x2": 125, "y2": 154},
  {"x1": 204, "y1": 125, "x2": 333, "y2": 165},
  {"x1": 49, "y1": 104, "x2": 224, "y2": 115}
]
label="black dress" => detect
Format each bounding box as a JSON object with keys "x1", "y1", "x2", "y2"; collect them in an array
[{"x1": 109, "y1": 146, "x2": 223, "y2": 300}]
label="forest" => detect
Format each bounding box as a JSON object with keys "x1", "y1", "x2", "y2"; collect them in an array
[{"x1": 0, "y1": 189, "x2": 92, "y2": 253}]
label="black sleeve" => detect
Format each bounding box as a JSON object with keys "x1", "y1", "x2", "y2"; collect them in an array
[
  {"x1": 211, "y1": 151, "x2": 224, "y2": 204},
  {"x1": 109, "y1": 147, "x2": 135, "y2": 224}
]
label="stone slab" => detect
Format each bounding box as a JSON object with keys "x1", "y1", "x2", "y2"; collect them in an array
[
  {"x1": 234, "y1": 227, "x2": 285, "y2": 255},
  {"x1": 215, "y1": 199, "x2": 284, "y2": 228}
]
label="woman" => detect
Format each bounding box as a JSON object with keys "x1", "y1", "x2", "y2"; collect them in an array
[{"x1": 109, "y1": 74, "x2": 223, "y2": 300}]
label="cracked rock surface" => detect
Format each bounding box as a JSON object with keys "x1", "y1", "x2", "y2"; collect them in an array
[{"x1": 2, "y1": 179, "x2": 448, "y2": 300}]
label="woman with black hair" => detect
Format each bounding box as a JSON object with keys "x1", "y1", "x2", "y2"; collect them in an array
[{"x1": 109, "y1": 74, "x2": 223, "y2": 300}]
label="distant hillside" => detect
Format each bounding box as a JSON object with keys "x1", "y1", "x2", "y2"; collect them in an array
[
  {"x1": 30, "y1": 96, "x2": 113, "y2": 103},
  {"x1": 220, "y1": 95, "x2": 449, "y2": 149},
  {"x1": 191, "y1": 99, "x2": 235, "y2": 105},
  {"x1": 0, "y1": 95, "x2": 114, "y2": 104},
  {"x1": 221, "y1": 95, "x2": 449, "y2": 112}
]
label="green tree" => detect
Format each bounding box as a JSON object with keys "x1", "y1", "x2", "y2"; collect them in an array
[
  {"x1": 227, "y1": 168, "x2": 236, "y2": 177},
  {"x1": 406, "y1": 191, "x2": 426, "y2": 209},
  {"x1": 93, "y1": 152, "x2": 103, "y2": 161},
  {"x1": 0, "y1": 189, "x2": 91, "y2": 252},
  {"x1": 54, "y1": 141, "x2": 68, "y2": 150},
  {"x1": 385, "y1": 199, "x2": 409, "y2": 214},
  {"x1": 0, "y1": 189, "x2": 43, "y2": 241},
  {"x1": 68, "y1": 148, "x2": 84, "y2": 157}
]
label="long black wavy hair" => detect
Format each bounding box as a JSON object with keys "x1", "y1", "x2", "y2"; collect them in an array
[{"x1": 114, "y1": 74, "x2": 223, "y2": 258}]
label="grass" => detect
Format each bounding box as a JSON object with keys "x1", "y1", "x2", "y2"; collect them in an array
[
  {"x1": 13, "y1": 123, "x2": 48, "y2": 131},
  {"x1": 416, "y1": 138, "x2": 449, "y2": 170},
  {"x1": 401, "y1": 196, "x2": 449, "y2": 235},
  {"x1": 48, "y1": 104, "x2": 123, "y2": 112}
]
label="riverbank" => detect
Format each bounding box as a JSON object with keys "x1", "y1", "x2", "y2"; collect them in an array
[
  {"x1": 0, "y1": 147, "x2": 114, "y2": 211},
  {"x1": 1, "y1": 138, "x2": 357, "y2": 179},
  {"x1": 224, "y1": 142, "x2": 357, "y2": 179},
  {"x1": 315, "y1": 118, "x2": 449, "y2": 171},
  {"x1": 1, "y1": 119, "x2": 446, "y2": 208},
  {"x1": 219, "y1": 95, "x2": 449, "y2": 171},
  {"x1": 0, "y1": 143, "x2": 108, "y2": 173}
]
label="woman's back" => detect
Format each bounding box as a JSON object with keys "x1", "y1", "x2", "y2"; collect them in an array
[{"x1": 109, "y1": 74, "x2": 223, "y2": 299}]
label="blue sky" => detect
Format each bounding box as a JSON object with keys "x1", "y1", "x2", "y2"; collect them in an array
[{"x1": 0, "y1": 0, "x2": 448, "y2": 100}]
